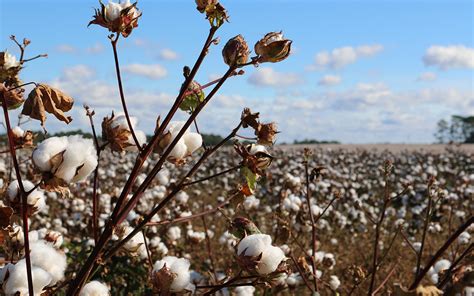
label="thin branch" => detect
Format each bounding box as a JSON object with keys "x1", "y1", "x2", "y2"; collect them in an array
[
  {"x1": 409, "y1": 216, "x2": 473, "y2": 290},
  {"x1": 1, "y1": 90, "x2": 34, "y2": 296},
  {"x1": 110, "y1": 36, "x2": 142, "y2": 150}
]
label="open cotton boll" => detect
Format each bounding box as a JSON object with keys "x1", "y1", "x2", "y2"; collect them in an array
[
  {"x1": 234, "y1": 286, "x2": 256, "y2": 296},
  {"x1": 29, "y1": 240, "x2": 67, "y2": 285},
  {"x1": 56, "y1": 136, "x2": 97, "y2": 183},
  {"x1": 32, "y1": 136, "x2": 69, "y2": 172},
  {"x1": 167, "y1": 226, "x2": 182, "y2": 242},
  {"x1": 7, "y1": 180, "x2": 46, "y2": 213},
  {"x1": 434, "y1": 259, "x2": 451, "y2": 273},
  {"x1": 3, "y1": 259, "x2": 52, "y2": 296},
  {"x1": 79, "y1": 281, "x2": 110, "y2": 296},
  {"x1": 166, "y1": 121, "x2": 189, "y2": 140},
  {"x1": 237, "y1": 234, "x2": 285, "y2": 275},
  {"x1": 153, "y1": 256, "x2": 191, "y2": 292},
  {"x1": 168, "y1": 139, "x2": 188, "y2": 160},
  {"x1": 183, "y1": 133, "x2": 202, "y2": 155},
  {"x1": 11, "y1": 126, "x2": 25, "y2": 137},
  {"x1": 329, "y1": 275, "x2": 341, "y2": 290}
]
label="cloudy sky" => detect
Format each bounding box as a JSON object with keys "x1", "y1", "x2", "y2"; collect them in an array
[{"x1": 1, "y1": 0, "x2": 473, "y2": 143}]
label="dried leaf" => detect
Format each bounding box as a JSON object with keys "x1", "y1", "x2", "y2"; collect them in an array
[
  {"x1": 22, "y1": 83, "x2": 74, "y2": 126},
  {"x1": 394, "y1": 284, "x2": 443, "y2": 296},
  {"x1": 0, "y1": 83, "x2": 24, "y2": 109},
  {"x1": 0, "y1": 206, "x2": 14, "y2": 228}
]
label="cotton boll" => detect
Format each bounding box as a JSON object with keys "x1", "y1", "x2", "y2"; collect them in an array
[
  {"x1": 56, "y1": 136, "x2": 97, "y2": 183},
  {"x1": 286, "y1": 273, "x2": 302, "y2": 287},
  {"x1": 153, "y1": 256, "x2": 191, "y2": 292},
  {"x1": 434, "y1": 259, "x2": 451, "y2": 273},
  {"x1": 183, "y1": 132, "x2": 202, "y2": 155},
  {"x1": 80, "y1": 281, "x2": 110, "y2": 296},
  {"x1": 3, "y1": 259, "x2": 52, "y2": 296},
  {"x1": 29, "y1": 240, "x2": 67, "y2": 285},
  {"x1": 168, "y1": 140, "x2": 188, "y2": 160},
  {"x1": 258, "y1": 244, "x2": 285, "y2": 275},
  {"x1": 167, "y1": 226, "x2": 182, "y2": 242},
  {"x1": 237, "y1": 234, "x2": 272, "y2": 257},
  {"x1": 237, "y1": 234, "x2": 285, "y2": 275},
  {"x1": 32, "y1": 136, "x2": 69, "y2": 171},
  {"x1": 329, "y1": 275, "x2": 340, "y2": 290},
  {"x1": 11, "y1": 126, "x2": 25, "y2": 137},
  {"x1": 458, "y1": 231, "x2": 471, "y2": 244},
  {"x1": 6, "y1": 180, "x2": 46, "y2": 213},
  {"x1": 243, "y1": 195, "x2": 260, "y2": 210},
  {"x1": 234, "y1": 286, "x2": 256, "y2": 296},
  {"x1": 175, "y1": 191, "x2": 189, "y2": 204}
]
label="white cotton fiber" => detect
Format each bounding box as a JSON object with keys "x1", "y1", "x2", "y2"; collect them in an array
[
  {"x1": 29, "y1": 240, "x2": 67, "y2": 285},
  {"x1": 79, "y1": 281, "x2": 110, "y2": 296},
  {"x1": 153, "y1": 256, "x2": 191, "y2": 292},
  {"x1": 3, "y1": 259, "x2": 52, "y2": 296}
]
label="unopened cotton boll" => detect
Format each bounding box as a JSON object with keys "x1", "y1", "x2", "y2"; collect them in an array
[
  {"x1": 29, "y1": 240, "x2": 67, "y2": 285},
  {"x1": 79, "y1": 281, "x2": 110, "y2": 296},
  {"x1": 3, "y1": 259, "x2": 52, "y2": 296},
  {"x1": 237, "y1": 234, "x2": 286, "y2": 275},
  {"x1": 153, "y1": 256, "x2": 192, "y2": 292}
]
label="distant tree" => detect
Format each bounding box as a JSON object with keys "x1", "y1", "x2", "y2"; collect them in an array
[
  {"x1": 434, "y1": 119, "x2": 449, "y2": 143},
  {"x1": 435, "y1": 115, "x2": 474, "y2": 143}
]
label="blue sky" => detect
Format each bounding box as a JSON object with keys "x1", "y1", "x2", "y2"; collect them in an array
[{"x1": 1, "y1": 0, "x2": 473, "y2": 143}]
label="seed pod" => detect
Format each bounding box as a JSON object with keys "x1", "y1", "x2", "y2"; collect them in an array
[
  {"x1": 222, "y1": 35, "x2": 249, "y2": 66},
  {"x1": 255, "y1": 31, "x2": 292, "y2": 63}
]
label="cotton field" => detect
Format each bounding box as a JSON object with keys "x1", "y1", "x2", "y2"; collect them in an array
[{"x1": 0, "y1": 144, "x2": 472, "y2": 295}]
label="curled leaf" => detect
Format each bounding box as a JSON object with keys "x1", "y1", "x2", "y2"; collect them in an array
[{"x1": 22, "y1": 83, "x2": 74, "y2": 127}]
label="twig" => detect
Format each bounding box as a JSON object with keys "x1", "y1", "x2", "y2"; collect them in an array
[
  {"x1": 372, "y1": 261, "x2": 398, "y2": 295},
  {"x1": 1, "y1": 89, "x2": 34, "y2": 296},
  {"x1": 182, "y1": 164, "x2": 241, "y2": 187},
  {"x1": 409, "y1": 216, "x2": 473, "y2": 290},
  {"x1": 110, "y1": 35, "x2": 142, "y2": 151},
  {"x1": 85, "y1": 106, "x2": 100, "y2": 244},
  {"x1": 415, "y1": 178, "x2": 434, "y2": 278}
]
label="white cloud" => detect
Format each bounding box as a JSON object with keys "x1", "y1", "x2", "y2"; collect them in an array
[
  {"x1": 248, "y1": 67, "x2": 303, "y2": 87},
  {"x1": 310, "y1": 44, "x2": 383, "y2": 70},
  {"x1": 159, "y1": 48, "x2": 179, "y2": 60},
  {"x1": 122, "y1": 64, "x2": 168, "y2": 79},
  {"x1": 417, "y1": 72, "x2": 437, "y2": 82},
  {"x1": 318, "y1": 75, "x2": 341, "y2": 86},
  {"x1": 56, "y1": 44, "x2": 77, "y2": 54},
  {"x1": 423, "y1": 45, "x2": 474, "y2": 70},
  {"x1": 86, "y1": 43, "x2": 104, "y2": 54}
]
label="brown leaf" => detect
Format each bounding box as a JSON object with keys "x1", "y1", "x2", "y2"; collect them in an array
[
  {"x1": 0, "y1": 206, "x2": 14, "y2": 228},
  {"x1": 394, "y1": 284, "x2": 443, "y2": 296},
  {"x1": 22, "y1": 84, "x2": 74, "y2": 126}
]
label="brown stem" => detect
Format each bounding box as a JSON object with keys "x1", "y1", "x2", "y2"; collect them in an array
[
  {"x1": 304, "y1": 155, "x2": 318, "y2": 292},
  {"x1": 66, "y1": 27, "x2": 219, "y2": 295},
  {"x1": 103, "y1": 118, "x2": 243, "y2": 261},
  {"x1": 409, "y1": 216, "x2": 473, "y2": 290},
  {"x1": 182, "y1": 164, "x2": 241, "y2": 187},
  {"x1": 415, "y1": 180, "x2": 434, "y2": 278},
  {"x1": 201, "y1": 214, "x2": 217, "y2": 281},
  {"x1": 289, "y1": 253, "x2": 315, "y2": 293},
  {"x1": 111, "y1": 35, "x2": 142, "y2": 150},
  {"x1": 368, "y1": 166, "x2": 391, "y2": 295},
  {"x1": 437, "y1": 242, "x2": 473, "y2": 289},
  {"x1": 85, "y1": 107, "x2": 100, "y2": 244},
  {"x1": 142, "y1": 230, "x2": 154, "y2": 272},
  {"x1": 1, "y1": 92, "x2": 34, "y2": 296},
  {"x1": 372, "y1": 262, "x2": 398, "y2": 295}
]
